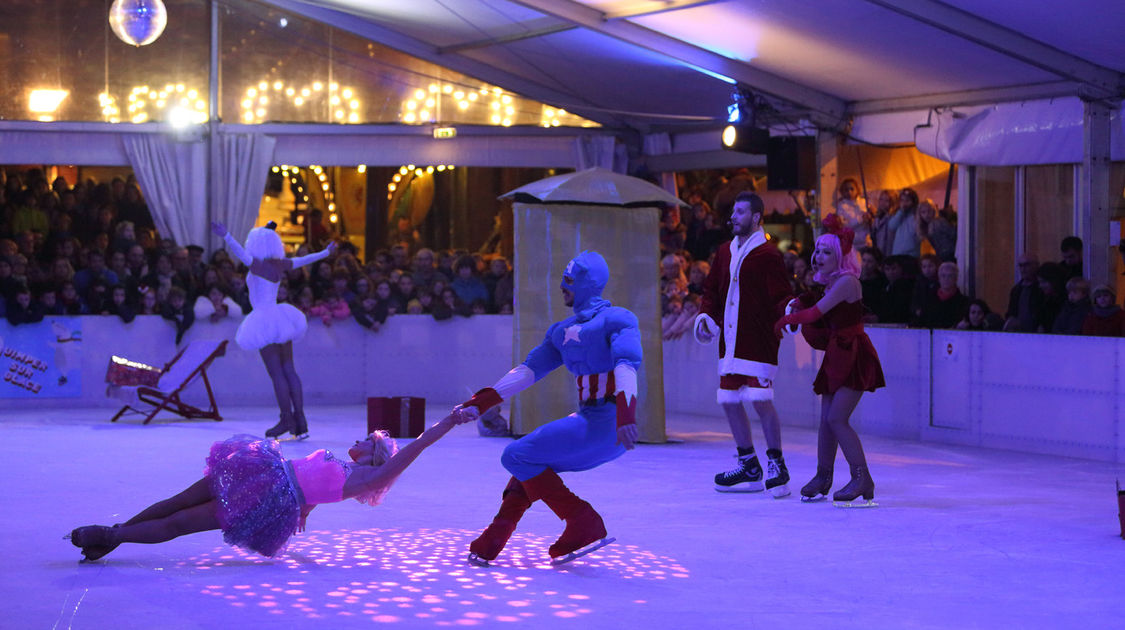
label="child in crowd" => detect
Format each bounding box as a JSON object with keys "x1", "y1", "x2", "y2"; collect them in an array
[
  {"x1": 103, "y1": 284, "x2": 136, "y2": 323},
  {"x1": 351, "y1": 290, "x2": 388, "y2": 332},
  {"x1": 1082, "y1": 285, "x2": 1125, "y2": 336},
  {"x1": 160, "y1": 286, "x2": 195, "y2": 344},
  {"x1": 309, "y1": 288, "x2": 350, "y2": 326},
  {"x1": 1052, "y1": 276, "x2": 1092, "y2": 334},
  {"x1": 194, "y1": 284, "x2": 244, "y2": 324}
]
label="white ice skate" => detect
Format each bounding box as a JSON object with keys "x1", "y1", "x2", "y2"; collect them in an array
[
  {"x1": 550, "y1": 537, "x2": 616, "y2": 566},
  {"x1": 467, "y1": 552, "x2": 493, "y2": 568}
]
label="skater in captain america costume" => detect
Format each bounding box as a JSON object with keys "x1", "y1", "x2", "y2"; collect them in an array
[{"x1": 454, "y1": 250, "x2": 642, "y2": 566}]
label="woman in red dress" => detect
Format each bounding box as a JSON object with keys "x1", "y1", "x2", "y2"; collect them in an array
[{"x1": 775, "y1": 215, "x2": 884, "y2": 506}]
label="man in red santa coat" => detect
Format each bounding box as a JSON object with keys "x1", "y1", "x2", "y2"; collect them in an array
[{"x1": 694, "y1": 191, "x2": 794, "y2": 497}]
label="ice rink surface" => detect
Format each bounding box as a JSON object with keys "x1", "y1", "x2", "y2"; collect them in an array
[{"x1": 6, "y1": 404, "x2": 1124, "y2": 629}]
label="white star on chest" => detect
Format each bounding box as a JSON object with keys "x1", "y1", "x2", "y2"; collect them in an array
[{"x1": 563, "y1": 324, "x2": 582, "y2": 345}]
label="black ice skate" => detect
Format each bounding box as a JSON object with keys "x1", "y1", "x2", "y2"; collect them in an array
[
  {"x1": 800, "y1": 466, "x2": 833, "y2": 503},
  {"x1": 764, "y1": 449, "x2": 791, "y2": 498},
  {"x1": 832, "y1": 465, "x2": 877, "y2": 508},
  {"x1": 714, "y1": 453, "x2": 764, "y2": 493}
]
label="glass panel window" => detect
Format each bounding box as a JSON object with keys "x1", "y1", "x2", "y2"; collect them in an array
[
  {"x1": 221, "y1": 0, "x2": 598, "y2": 127},
  {"x1": 1024, "y1": 164, "x2": 1074, "y2": 265},
  {"x1": 975, "y1": 166, "x2": 1016, "y2": 314},
  {"x1": 0, "y1": 0, "x2": 210, "y2": 123}
]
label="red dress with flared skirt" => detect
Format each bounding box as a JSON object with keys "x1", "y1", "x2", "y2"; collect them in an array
[{"x1": 811, "y1": 300, "x2": 885, "y2": 395}]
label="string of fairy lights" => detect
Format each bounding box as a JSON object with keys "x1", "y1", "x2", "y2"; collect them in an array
[{"x1": 88, "y1": 79, "x2": 592, "y2": 128}]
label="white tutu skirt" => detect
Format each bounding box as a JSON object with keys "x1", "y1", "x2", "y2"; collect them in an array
[{"x1": 235, "y1": 303, "x2": 308, "y2": 350}]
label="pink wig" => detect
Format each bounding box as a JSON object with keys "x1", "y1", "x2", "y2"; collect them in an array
[{"x1": 812, "y1": 232, "x2": 860, "y2": 284}]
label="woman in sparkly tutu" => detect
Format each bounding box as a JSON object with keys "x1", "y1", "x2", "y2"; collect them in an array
[
  {"x1": 211, "y1": 220, "x2": 335, "y2": 439},
  {"x1": 773, "y1": 215, "x2": 885, "y2": 507},
  {"x1": 68, "y1": 412, "x2": 472, "y2": 561}
]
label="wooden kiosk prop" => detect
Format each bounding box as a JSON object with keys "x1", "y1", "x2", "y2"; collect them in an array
[{"x1": 501, "y1": 167, "x2": 684, "y2": 443}]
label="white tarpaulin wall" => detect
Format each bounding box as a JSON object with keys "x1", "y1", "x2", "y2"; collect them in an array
[
  {"x1": 915, "y1": 97, "x2": 1125, "y2": 166},
  {"x1": 511, "y1": 202, "x2": 666, "y2": 443}
]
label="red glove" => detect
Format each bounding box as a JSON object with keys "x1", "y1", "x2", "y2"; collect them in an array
[
  {"x1": 774, "y1": 306, "x2": 823, "y2": 338},
  {"x1": 462, "y1": 387, "x2": 502, "y2": 414},
  {"x1": 615, "y1": 391, "x2": 637, "y2": 429}
]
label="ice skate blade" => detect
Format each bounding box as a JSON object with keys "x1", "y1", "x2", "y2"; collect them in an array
[
  {"x1": 832, "y1": 498, "x2": 878, "y2": 508},
  {"x1": 279, "y1": 433, "x2": 310, "y2": 442},
  {"x1": 714, "y1": 482, "x2": 765, "y2": 493},
  {"x1": 768, "y1": 484, "x2": 791, "y2": 499},
  {"x1": 550, "y1": 537, "x2": 616, "y2": 566},
  {"x1": 466, "y1": 553, "x2": 492, "y2": 568},
  {"x1": 800, "y1": 493, "x2": 829, "y2": 503}
]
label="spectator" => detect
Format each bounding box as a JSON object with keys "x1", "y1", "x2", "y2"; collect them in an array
[
  {"x1": 330, "y1": 269, "x2": 355, "y2": 304},
  {"x1": 10, "y1": 190, "x2": 49, "y2": 235},
  {"x1": 411, "y1": 248, "x2": 448, "y2": 289},
  {"x1": 309, "y1": 260, "x2": 334, "y2": 299},
  {"x1": 102, "y1": 284, "x2": 137, "y2": 323},
  {"x1": 469, "y1": 299, "x2": 488, "y2": 316},
  {"x1": 5, "y1": 284, "x2": 44, "y2": 325},
  {"x1": 390, "y1": 244, "x2": 411, "y2": 273},
  {"x1": 858, "y1": 246, "x2": 887, "y2": 319},
  {"x1": 659, "y1": 253, "x2": 688, "y2": 315},
  {"x1": 663, "y1": 294, "x2": 700, "y2": 340},
  {"x1": 111, "y1": 221, "x2": 137, "y2": 255},
  {"x1": 790, "y1": 254, "x2": 811, "y2": 295},
  {"x1": 956, "y1": 299, "x2": 1004, "y2": 331},
  {"x1": 915, "y1": 262, "x2": 969, "y2": 328},
  {"x1": 38, "y1": 288, "x2": 63, "y2": 316},
  {"x1": 1051, "y1": 276, "x2": 1091, "y2": 334},
  {"x1": 309, "y1": 288, "x2": 350, "y2": 326},
  {"x1": 57, "y1": 281, "x2": 88, "y2": 315},
  {"x1": 659, "y1": 206, "x2": 687, "y2": 256},
  {"x1": 1003, "y1": 254, "x2": 1044, "y2": 332},
  {"x1": 484, "y1": 257, "x2": 513, "y2": 313},
  {"x1": 138, "y1": 287, "x2": 160, "y2": 316},
  {"x1": 0, "y1": 257, "x2": 16, "y2": 301},
  {"x1": 351, "y1": 290, "x2": 388, "y2": 332},
  {"x1": 1035, "y1": 262, "x2": 1066, "y2": 333},
  {"x1": 833, "y1": 178, "x2": 871, "y2": 248},
  {"x1": 917, "y1": 199, "x2": 956, "y2": 261},
  {"x1": 374, "y1": 279, "x2": 402, "y2": 315},
  {"x1": 876, "y1": 255, "x2": 914, "y2": 324},
  {"x1": 72, "y1": 250, "x2": 118, "y2": 295},
  {"x1": 387, "y1": 216, "x2": 421, "y2": 252},
  {"x1": 888, "y1": 187, "x2": 922, "y2": 257},
  {"x1": 451, "y1": 255, "x2": 489, "y2": 306},
  {"x1": 1059, "y1": 236, "x2": 1083, "y2": 280},
  {"x1": 1082, "y1": 285, "x2": 1125, "y2": 337},
  {"x1": 307, "y1": 208, "x2": 330, "y2": 250},
  {"x1": 227, "y1": 273, "x2": 251, "y2": 314},
  {"x1": 159, "y1": 286, "x2": 195, "y2": 343},
  {"x1": 687, "y1": 260, "x2": 710, "y2": 297},
  {"x1": 910, "y1": 253, "x2": 940, "y2": 326},
  {"x1": 193, "y1": 283, "x2": 243, "y2": 324}
]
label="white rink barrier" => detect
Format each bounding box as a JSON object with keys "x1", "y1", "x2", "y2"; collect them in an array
[{"x1": 3, "y1": 317, "x2": 1122, "y2": 463}]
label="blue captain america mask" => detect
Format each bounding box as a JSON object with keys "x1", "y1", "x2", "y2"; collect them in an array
[{"x1": 560, "y1": 251, "x2": 610, "y2": 314}]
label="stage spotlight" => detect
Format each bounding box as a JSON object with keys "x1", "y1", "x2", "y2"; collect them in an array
[{"x1": 721, "y1": 124, "x2": 770, "y2": 154}]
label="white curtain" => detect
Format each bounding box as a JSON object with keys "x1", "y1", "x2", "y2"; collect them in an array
[
  {"x1": 574, "y1": 136, "x2": 624, "y2": 171},
  {"x1": 216, "y1": 132, "x2": 277, "y2": 242},
  {"x1": 642, "y1": 132, "x2": 677, "y2": 197},
  {"x1": 121, "y1": 134, "x2": 207, "y2": 247}
]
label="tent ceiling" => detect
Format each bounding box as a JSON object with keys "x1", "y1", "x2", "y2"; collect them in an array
[{"x1": 268, "y1": 0, "x2": 1125, "y2": 133}]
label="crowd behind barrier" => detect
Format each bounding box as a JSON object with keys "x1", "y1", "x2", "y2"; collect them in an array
[
  {"x1": 659, "y1": 177, "x2": 1125, "y2": 341},
  {"x1": 0, "y1": 168, "x2": 515, "y2": 337},
  {"x1": 3, "y1": 165, "x2": 1121, "y2": 343}
]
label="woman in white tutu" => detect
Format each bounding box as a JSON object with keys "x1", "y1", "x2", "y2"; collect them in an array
[{"x1": 211, "y1": 220, "x2": 336, "y2": 439}]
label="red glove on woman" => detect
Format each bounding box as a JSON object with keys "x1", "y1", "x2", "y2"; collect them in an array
[{"x1": 773, "y1": 305, "x2": 823, "y2": 338}]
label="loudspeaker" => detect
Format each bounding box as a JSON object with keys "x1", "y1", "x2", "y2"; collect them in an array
[{"x1": 767, "y1": 136, "x2": 816, "y2": 190}]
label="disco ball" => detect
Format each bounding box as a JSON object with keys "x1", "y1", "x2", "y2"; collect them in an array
[{"x1": 108, "y1": 0, "x2": 168, "y2": 47}]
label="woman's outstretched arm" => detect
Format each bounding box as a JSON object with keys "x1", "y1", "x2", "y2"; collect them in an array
[
  {"x1": 211, "y1": 221, "x2": 253, "y2": 266},
  {"x1": 288, "y1": 241, "x2": 338, "y2": 270},
  {"x1": 342, "y1": 413, "x2": 472, "y2": 499}
]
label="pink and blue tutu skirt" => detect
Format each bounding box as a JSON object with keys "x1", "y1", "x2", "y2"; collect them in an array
[{"x1": 204, "y1": 435, "x2": 301, "y2": 557}]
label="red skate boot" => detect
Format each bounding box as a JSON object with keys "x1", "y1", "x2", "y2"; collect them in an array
[
  {"x1": 522, "y1": 468, "x2": 615, "y2": 565},
  {"x1": 467, "y1": 477, "x2": 532, "y2": 567}
]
